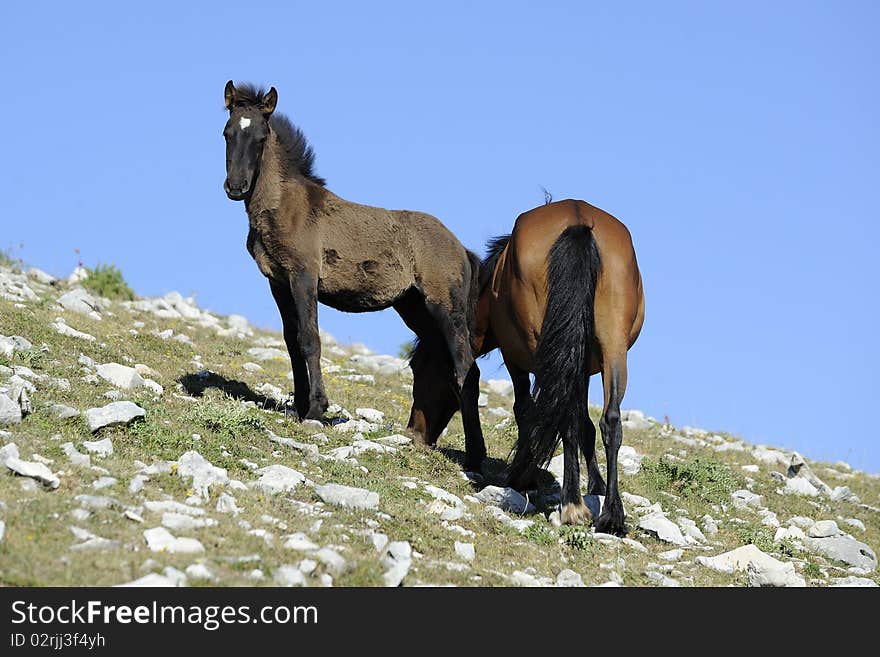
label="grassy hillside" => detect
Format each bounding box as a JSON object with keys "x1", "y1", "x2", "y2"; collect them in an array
[{"x1": 1, "y1": 263, "x2": 877, "y2": 587}]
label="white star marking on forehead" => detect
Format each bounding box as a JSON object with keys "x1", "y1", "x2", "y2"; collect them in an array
[{"x1": 239, "y1": 117, "x2": 252, "y2": 130}]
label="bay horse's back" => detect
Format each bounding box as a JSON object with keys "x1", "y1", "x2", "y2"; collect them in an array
[{"x1": 491, "y1": 199, "x2": 644, "y2": 373}]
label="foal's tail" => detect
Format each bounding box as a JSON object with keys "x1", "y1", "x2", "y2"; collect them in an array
[
  {"x1": 508, "y1": 224, "x2": 600, "y2": 487},
  {"x1": 465, "y1": 249, "x2": 483, "y2": 353}
]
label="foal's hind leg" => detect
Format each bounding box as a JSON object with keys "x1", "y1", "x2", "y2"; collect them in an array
[
  {"x1": 505, "y1": 364, "x2": 538, "y2": 489},
  {"x1": 459, "y1": 363, "x2": 486, "y2": 472},
  {"x1": 583, "y1": 418, "x2": 607, "y2": 497},
  {"x1": 424, "y1": 297, "x2": 474, "y2": 392},
  {"x1": 594, "y1": 351, "x2": 628, "y2": 536}
]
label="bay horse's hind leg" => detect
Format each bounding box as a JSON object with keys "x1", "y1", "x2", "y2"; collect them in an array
[{"x1": 594, "y1": 351, "x2": 628, "y2": 536}]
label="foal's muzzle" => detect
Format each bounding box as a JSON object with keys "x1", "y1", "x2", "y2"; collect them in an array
[{"x1": 224, "y1": 178, "x2": 250, "y2": 200}]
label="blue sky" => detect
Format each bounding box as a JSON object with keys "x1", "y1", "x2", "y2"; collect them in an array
[{"x1": 1, "y1": 2, "x2": 877, "y2": 470}]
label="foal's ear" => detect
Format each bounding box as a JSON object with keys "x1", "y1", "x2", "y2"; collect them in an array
[
  {"x1": 224, "y1": 80, "x2": 236, "y2": 110},
  {"x1": 261, "y1": 87, "x2": 278, "y2": 116}
]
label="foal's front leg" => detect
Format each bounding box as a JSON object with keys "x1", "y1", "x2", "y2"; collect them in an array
[
  {"x1": 288, "y1": 270, "x2": 328, "y2": 420},
  {"x1": 269, "y1": 279, "x2": 310, "y2": 418}
]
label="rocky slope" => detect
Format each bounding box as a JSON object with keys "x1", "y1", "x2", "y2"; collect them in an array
[{"x1": 0, "y1": 263, "x2": 878, "y2": 587}]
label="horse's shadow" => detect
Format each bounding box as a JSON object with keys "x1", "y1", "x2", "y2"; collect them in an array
[
  {"x1": 439, "y1": 446, "x2": 563, "y2": 512},
  {"x1": 177, "y1": 371, "x2": 292, "y2": 414}
]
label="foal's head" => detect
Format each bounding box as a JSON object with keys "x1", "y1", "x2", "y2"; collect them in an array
[{"x1": 222, "y1": 80, "x2": 278, "y2": 200}]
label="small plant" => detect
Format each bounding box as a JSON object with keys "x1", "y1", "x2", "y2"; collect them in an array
[
  {"x1": 736, "y1": 524, "x2": 776, "y2": 553},
  {"x1": 802, "y1": 559, "x2": 823, "y2": 579},
  {"x1": 558, "y1": 525, "x2": 594, "y2": 551},
  {"x1": 523, "y1": 523, "x2": 556, "y2": 545},
  {"x1": 641, "y1": 457, "x2": 740, "y2": 504},
  {"x1": 184, "y1": 397, "x2": 265, "y2": 438},
  {"x1": 81, "y1": 263, "x2": 135, "y2": 300},
  {"x1": 0, "y1": 245, "x2": 24, "y2": 272},
  {"x1": 397, "y1": 340, "x2": 416, "y2": 361}
]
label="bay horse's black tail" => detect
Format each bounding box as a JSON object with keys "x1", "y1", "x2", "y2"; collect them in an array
[{"x1": 508, "y1": 224, "x2": 600, "y2": 487}]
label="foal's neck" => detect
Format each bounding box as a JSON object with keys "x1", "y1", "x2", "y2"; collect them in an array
[{"x1": 245, "y1": 133, "x2": 287, "y2": 220}]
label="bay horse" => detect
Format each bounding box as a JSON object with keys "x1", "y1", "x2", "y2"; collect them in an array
[
  {"x1": 222, "y1": 81, "x2": 483, "y2": 452},
  {"x1": 409, "y1": 199, "x2": 644, "y2": 534}
]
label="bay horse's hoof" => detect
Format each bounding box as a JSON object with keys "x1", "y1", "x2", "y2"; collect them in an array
[
  {"x1": 593, "y1": 512, "x2": 627, "y2": 537},
  {"x1": 560, "y1": 502, "x2": 593, "y2": 526}
]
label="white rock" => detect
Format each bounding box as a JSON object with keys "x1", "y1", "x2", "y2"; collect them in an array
[
  {"x1": 84, "y1": 401, "x2": 145, "y2": 432},
  {"x1": 143, "y1": 527, "x2": 204, "y2": 554},
  {"x1": 423, "y1": 485, "x2": 465, "y2": 509},
  {"x1": 804, "y1": 536, "x2": 877, "y2": 571},
  {"x1": 315, "y1": 483, "x2": 379, "y2": 510},
  {"x1": 0, "y1": 520, "x2": 5, "y2": 543},
  {"x1": 473, "y1": 486, "x2": 536, "y2": 515},
  {"x1": 701, "y1": 515, "x2": 719, "y2": 536},
  {"x1": 253, "y1": 465, "x2": 305, "y2": 494},
  {"x1": 92, "y1": 476, "x2": 117, "y2": 490},
  {"x1": 486, "y1": 379, "x2": 514, "y2": 396},
  {"x1": 246, "y1": 347, "x2": 288, "y2": 361},
  {"x1": 844, "y1": 518, "x2": 866, "y2": 532},
  {"x1": 382, "y1": 541, "x2": 412, "y2": 587},
  {"x1": 283, "y1": 533, "x2": 319, "y2": 551},
  {"x1": 807, "y1": 520, "x2": 841, "y2": 538},
  {"x1": 177, "y1": 451, "x2": 228, "y2": 499},
  {"x1": 216, "y1": 493, "x2": 241, "y2": 515},
  {"x1": 830, "y1": 576, "x2": 878, "y2": 587},
  {"x1": 780, "y1": 477, "x2": 820, "y2": 497},
  {"x1": 774, "y1": 526, "x2": 806, "y2": 542},
  {"x1": 117, "y1": 573, "x2": 180, "y2": 587},
  {"x1": 621, "y1": 409, "x2": 653, "y2": 430},
  {"x1": 377, "y1": 434, "x2": 411, "y2": 446},
  {"x1": 355, "y1": 407, "x2": 385, "y2": 423},
  {"x1": 477, "y1": 393, "x2": 489, "y2": 407},
  {"x1": 143, "y1": 500, "x2": 204, "y2": 516},
  {"x1": 51, "y1": 404, "x2": 80, "y2": 419},
  {"x1": 82, "y1": 438, "x2": 113, "y2": 458},
  {"x1": 161, "y1": 513, "x2": 215, "y2": 531},
  {"x1": 731, "y1": 489, "x2": 763, "y2": 510},
  {"x1": 556, "y1": 569, "x2": 585, "y2": 587},
  {"x1": 697, "y1": 544, "x2": 792, "y2": 576},
  {"x1": 129, "y1": 474, "x2": 148, "y2": 494},
  {"x1": 57, "y1": 288, "x2": 102, "y2": 320},
  {"x1": 639, "y1": 512, "x2": 687, "y2": 545},
  {"x1": 746, "y1": 561, "x2": 806, "y2": 587},
  {"x1": 618, "y1": 445, "x2": 642, "y2": 475},
  {"x1": 484, "y1": 506, "x2": 534, "y2": 533},
  {"x1": 333, "y1": 419, "x2": 378, "y2": 433},
  {"x1": 0, "y1": 394, "x2": 22, "y2": 426},
  {"x1": 274, "y1": 566, "x2": 306, "y2": 587},
  {"x1": 351, "y1": 439, "x2": 397, "y2": 456},
  {"x1": 4, "y1": 456, "x2": 60, "y2": 489},
  {"x1": 96, "y1": 363, "x2": 144, "y2": 390},
  {"x1": 454, "y1": 541, "x2": 475, "y2": 561},
  {"x1": 185, "y1": 564, "x2": 215, "y2": 581},
  {"x1": 315, "y1": 547, "x2": 348, "y2": 576},
  {"x1": 428, "y1": 500, "x2": 465, "y2": 521},
  {"x1": 659, "y1": 549, "x2": 684, "y2": 561},
  {"x1": 52, "y1": 318, "x2": 96, "y2": 341}
]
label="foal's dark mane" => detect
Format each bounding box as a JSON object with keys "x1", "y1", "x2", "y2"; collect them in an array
[
  {"x1": 231, "y1": 83, "x2": 326, "y2": 187},
  {"x1": 480, "y1": 234, "x2": 511, "y2": 293}
]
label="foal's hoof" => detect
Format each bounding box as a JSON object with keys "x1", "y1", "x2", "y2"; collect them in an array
[
  {"x1": 560, "y1": 502, "x2": 593, "y2": 526},
  {"x1": 593, "y1": 512, "x2": 627, "y2": 537}
]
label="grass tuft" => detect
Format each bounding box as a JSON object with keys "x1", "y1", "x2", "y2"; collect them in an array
[{"x1": 81, "y1": 263, "x2": 135, "y2": 300}]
